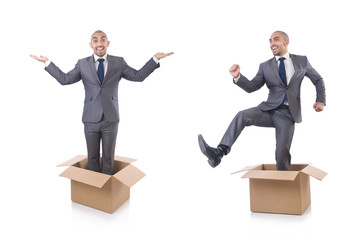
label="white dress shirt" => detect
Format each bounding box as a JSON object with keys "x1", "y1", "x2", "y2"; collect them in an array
[
  {"x1": 94, "y1": 53, "x2": 108, "y2": 77},
  {"x1": 275, "y1": 52, "x2": 295, "y2": 85}
]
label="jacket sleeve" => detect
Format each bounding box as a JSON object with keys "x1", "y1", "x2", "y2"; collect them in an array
[
  {"x1": 305, "y1": 58, "x2": 326, "y2": 105},
  {"x1": 45, "y1": 61, "x2": 82, "y2": 85},
  {"x1": 121, "y1": 57, "x2": 160, "y2": 82},
  {"x1": 234, "y1": 64, "x2": 265, "y2": 93}
]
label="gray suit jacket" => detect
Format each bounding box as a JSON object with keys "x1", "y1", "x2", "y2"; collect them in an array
[
  {"x1": 45, "y1": 55, "x2": 160, "y2": 123},
  {"x1": 235, "y1": 54, "x2": 326, "y2": 123}
]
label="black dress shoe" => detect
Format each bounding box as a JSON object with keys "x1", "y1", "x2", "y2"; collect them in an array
[{"x1": 198, "y1": 134, "x2": 221, "y2": 168}]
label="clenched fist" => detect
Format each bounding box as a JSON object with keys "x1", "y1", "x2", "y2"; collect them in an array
[{"x1": 229, "y1": 64, "x2": 240, "y2": 78}]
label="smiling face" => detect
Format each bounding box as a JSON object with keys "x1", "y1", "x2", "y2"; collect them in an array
[
  {"x1": 89, "y1": 31, "x2": 110, "y2": 57},
  {"x1": 269, "y1": 31, "x2": 289, "y2": 56}
]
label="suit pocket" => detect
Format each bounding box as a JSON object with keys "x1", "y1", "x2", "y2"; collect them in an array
[
  {"x1": 84, "y1": 96, "x2": 93, "y2": 103},
  {"x1": 112, "y1": 95, "x2": 118, "y2": 101}
]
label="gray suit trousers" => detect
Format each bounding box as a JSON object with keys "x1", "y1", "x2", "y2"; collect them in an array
[
  {"x1": 219, "y1": 107, "x2": 295, "y2": 170},
  {"x1": 84, "y1": 115, "x2": 118, "y2": 175}
]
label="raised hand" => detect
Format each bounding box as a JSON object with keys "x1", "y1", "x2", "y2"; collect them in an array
[
  {"x1": 154, "y1": 52, "x2": 174, "y2": 60},
  {"x1": 30, "y1": 54, "x2": 48, "y2": 63},
  {"x1": 229, "y1": 64, "x2": 240, "y2": 78}
]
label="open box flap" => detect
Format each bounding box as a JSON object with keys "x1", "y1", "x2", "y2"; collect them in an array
[
  {"x1": 231, "y1": 164, "x2": 261, "y2": 175},
  {"x1": 301, "y1": 165, "x2": 327, "y2": 180},
  {"x1": 242, "y1": 170, "x2": 299, "y2": 181},
  {"x1": 57, "y1": 155, "x2": 87, "y2": 167},
  {"x1": 114, "y1": 155, "x2": 138, "y2": 164},
  {"x1": 59, "y1": 166, "x2": 111, "y2": 188},
  {"x1": 113, "y1": 164, "x2": 145, "y2": 187}
]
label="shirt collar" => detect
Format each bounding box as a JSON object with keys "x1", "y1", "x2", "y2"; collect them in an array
[
  {"x1": 275, "y1": 52, "x2": 290, "y2": 61},
  {"x1": 94, "y1": 53, "x2": 108, "y2": 62}
]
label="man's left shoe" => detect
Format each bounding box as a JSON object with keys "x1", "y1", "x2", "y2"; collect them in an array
[{"x1": 198, "y1": 134, "x2": 222, "y2": 168}]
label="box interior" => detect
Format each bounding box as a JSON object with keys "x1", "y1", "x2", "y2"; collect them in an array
[
  {"x1": 258, "y1": 164, "x2": 309, "y2": 171},
  {"x1": 71, "y1": 157, "x2": 129, "y2": 175}
]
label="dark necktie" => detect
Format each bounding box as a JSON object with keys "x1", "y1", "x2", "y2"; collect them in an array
[
  {"x1": 97, "y1": 58, "x2": 105, "y2": 84},
  {"x1": 278, "y1": 57, "x2": 288, "y2": 105}
]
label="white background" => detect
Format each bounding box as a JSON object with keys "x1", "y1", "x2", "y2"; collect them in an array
[{"x1": 1, "y1": 0, "x2": 362, "y2": 239}]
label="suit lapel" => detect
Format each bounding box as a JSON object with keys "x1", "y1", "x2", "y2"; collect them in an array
[
  {"x1": 88, "y1": 55, "x2": 101, "y2": 86},
  {"x1": 288, "y1": 54, "x2": 299, "y2": 86},
  {"x1": 269, "y1": 57, "x2": 285, "y2": 86},
  {"x1": 104, "y1": 55, "x2": 112, "y2": 83}
]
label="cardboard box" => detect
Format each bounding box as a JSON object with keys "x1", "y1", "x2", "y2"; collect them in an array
[
  {"x1": 232, "y1": 164, "x2": 327, "y2": 215},
  {"x1": 58, "y1": 155, "x2": 145, "y2": 213}
]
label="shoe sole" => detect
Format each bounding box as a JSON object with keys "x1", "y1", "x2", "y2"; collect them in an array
[
  {"x1": 198, "y1": 134, "x2": 208, "y2": 157},
  {"x1": 198, "y1": 134, "x2": 216, "y2": 168}
]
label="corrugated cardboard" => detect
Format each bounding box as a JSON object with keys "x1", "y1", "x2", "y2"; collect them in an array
[
  {"x1": 58, "y1": 155, "x2": 145, "y2": 213},
  {"x1": 233, "y1": 164, "x2": 327, "y2": 215}
]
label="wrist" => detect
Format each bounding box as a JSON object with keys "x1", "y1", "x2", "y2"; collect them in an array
[
  {"x1": 152, "y1": 55, "x2": 159, "y2": 64},
  {"x1": 44, "y1": 59, "x2": 51, "y2": 67}
]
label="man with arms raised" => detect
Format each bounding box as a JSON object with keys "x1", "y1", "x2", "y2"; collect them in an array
[{"x1": 31, "y1": 30, "x2": 173, "y2": 174}]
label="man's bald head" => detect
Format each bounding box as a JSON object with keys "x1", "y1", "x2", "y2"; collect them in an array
[
  {"x1": 272, "y1": 31, "x2": 289, "y2": 41},
  {"x1": 91, "y1": 30, "x2": 108, "y2": 41},
  {"x1": 89, "y1": 30, "x2": 110, "y2": 57}
]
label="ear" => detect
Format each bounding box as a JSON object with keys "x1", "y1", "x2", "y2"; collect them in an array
[
  {"x1": 107, "y1": 41, "x2": 110, "y2": 47},
  {"x1": 284, "y1": 39, "x2": 290, "y2": 47},
  {"x1": 89, "y1": 42, "x2": 93, "y2": 49}
]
